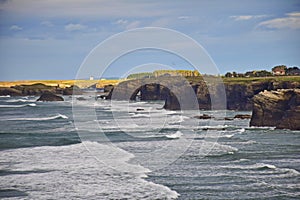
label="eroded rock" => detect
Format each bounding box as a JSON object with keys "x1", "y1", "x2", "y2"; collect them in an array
[{"x1": 250, "y1": 89, "x2": 300, "y2": 130}]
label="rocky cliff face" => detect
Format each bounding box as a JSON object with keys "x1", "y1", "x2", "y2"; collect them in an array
[
  {"x1": 0, "y1": 83, "x2": 82, "y2": 96},
  {"x1": 250, "y1": 89, "x2": 300, "y2": 130},
  {"x1": 107, "y1": 77, "x2": 199, "y2": 110},
  {"x1": 106, "y1": 77, "x2": 299, "y2": 110},
  {"x1": 105, "y1": 77, "x2": 300, "y2": 111}
]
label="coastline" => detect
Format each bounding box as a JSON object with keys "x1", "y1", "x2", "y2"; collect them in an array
[{"x1": 0, "y1": 79, "x2": 121, "y2": 89}]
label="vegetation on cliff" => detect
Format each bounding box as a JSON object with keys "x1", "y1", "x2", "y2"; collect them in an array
[{"x1": 127, "y1": 70, "x2": 200, "y2": 79}]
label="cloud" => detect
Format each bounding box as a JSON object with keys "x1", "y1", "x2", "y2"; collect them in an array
[
  {"x1": 10, "y1": 25, "x2": 22, "y2": 31},
  {"x1": 258, "y1": 12, "x2": 300, "y2": 29},
  {"x1": 230, "y1": 15, "x2": 268, "y2": 21},
  {"x1": 41, "y1": 21, "x2": 53, "y2": 27},
  {"x1": 114, "y1": 19, "x2": 128, "y2": 25},
  {"x1": 64, "y1": 23, "x2": 86, "y2": 31},
  {"x1": 178, "y1": 16, "x2": 190, "y2": 20}
]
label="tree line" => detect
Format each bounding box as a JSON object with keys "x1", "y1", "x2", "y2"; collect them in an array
[{"x1": 225, "y1": 65, "x2": 300, "y2": 78}]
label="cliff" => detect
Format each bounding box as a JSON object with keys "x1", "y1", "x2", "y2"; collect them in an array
[
  {"x1": 105, "y1": 77, "x2": 300, "y2": 110},
  {"x1": 0, "y1": 83, "x2": 82, "y2": 96},
  {"x1": 250, "y1": 89, "x2": 300, "y2": 130}
]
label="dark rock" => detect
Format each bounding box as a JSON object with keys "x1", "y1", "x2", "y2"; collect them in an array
[
  {"x1": 37, "y1": 91, "x2": 64, "y2": 102},
  {"x1": 104, "y1": 84, "x2": 114, "y2": 93},
  {"x1": 224, "y1": 117, "x2": 234, "y2": 121},
  {"x1": 136, "y1": 108, "x2": 144, "y2": 111},
  {"x1": 62, "y1": 85, "x2": 82, "y2": 95},
  {"x1": 250, "y1": 89, "x2": 300, "y2": 130},
  {"x1": 0, "y1": 87, "x2": 23, "y2": 96},
  {"x1": 12, "y1": 83, "x2": 56, "y2": 96},
  {"x1": 194, "y1": 114, "x2": 213, "y2": 119},
  {"x1": 76, "y1": 97, "x2": 86, "y2": 101},
  {"x1": 234, "y1": 114, "x2": 251, "y2": 119},
  {"x1": 103, "y1": 77, "x2": 300, "y2": 111}
]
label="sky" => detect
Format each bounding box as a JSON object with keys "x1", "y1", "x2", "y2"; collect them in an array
[{"x1": 0, "y1": 0, "x2": 300, "y2": 80}]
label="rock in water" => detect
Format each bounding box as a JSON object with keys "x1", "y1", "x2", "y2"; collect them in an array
[
  {"x1": 234, "y1": 114, "x2": 251, "y2": 119},
  {"x1": 250, "y1": 89, "x2": 300, "y2": 130},
  {"x1": 194, "y1": 114, "x2": 213, "y2": 119},
  {"x1": 37, "y1": 91, "x2": 64, "y2": 102}
]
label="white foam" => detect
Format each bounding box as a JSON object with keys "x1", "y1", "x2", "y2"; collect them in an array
[
  {"x1": 198, "y1": 125, "x2": 229, "y2": 130},
  {"x1": 224, "y1": 134, "x2": 234, "y2": 138},
  {"x1": 239, "y1": 128, "x2": 246, "y2": 133},
  {"x1": 0, "y1": 142, "x2": 179, "y2": 199},
  {"x1": 0, "y1": 95, "x2": 10, "y2": 98},
  {"x1": 165, "y1": 131, "x2": 183, "y2": 139},
  {"x1": 0, "y1": 103, "x2": 36, "y2": 108},
  {"x1": 6, "y1": 114, "x2": 68, "y2": 121},
  {"x1": 131, "y1": 113, "x2": 151, "y2": 118},
  {"x1": 226, "y1": 163, "x2": 277, "y2": 170},
  {"x1": 6, "y1": 99, "x2": 36, "y2": 103},
  {"x1": 246, "y1": 126, "x2": 276, "y2": 130}
]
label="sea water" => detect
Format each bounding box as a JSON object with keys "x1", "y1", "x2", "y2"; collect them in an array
[{"x1": 0, "y1": 95, "x2": 299, "y2": 199}]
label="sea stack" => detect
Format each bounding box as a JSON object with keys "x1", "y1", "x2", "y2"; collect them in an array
[
  {"x1": 250, "y1": 89, "x2": 300, "y2": 130},
  {"x1": 37, "y1": 91, "x2": 64, "y2": 102}
]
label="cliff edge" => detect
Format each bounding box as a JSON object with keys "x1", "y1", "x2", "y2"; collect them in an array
[{"x1": 250, "y1": 89, "x2": 300, "y2": 130}]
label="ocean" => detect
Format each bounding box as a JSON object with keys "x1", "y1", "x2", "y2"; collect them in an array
[{"x1": 0, "y1": 95, "x2": 299, "y2": 199}]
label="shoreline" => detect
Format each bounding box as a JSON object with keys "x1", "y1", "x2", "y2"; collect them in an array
[{"x1": 1, "y1": 76, "x2": 299, "y2": 88}]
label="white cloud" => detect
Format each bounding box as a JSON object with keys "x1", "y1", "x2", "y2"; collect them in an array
[
  {"x1": 230, "y1": 15, "x2": 267, "y2": 21},
  {"x1": 287, "y1": 12, "x2": 300, "y2": 17},
  {"x1": 41, "y1": 21, "x2": 53, "y2": 27},
  {"x1": 258, "y1": 12, "x2": 300, "y2": 29},
  {"x1": 10, "y1": 25, "x2": 22, "y2": 31},
  {"x1": 64, "y1": 23, "x2": 86, "y2": 31},
  {"x1": 114, "y1": 19, "x2": 128, "y2": 25}
]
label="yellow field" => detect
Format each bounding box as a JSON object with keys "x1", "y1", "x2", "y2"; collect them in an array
[{"x1": 0, "y1": 79, "x2": 121, "y2": 89}]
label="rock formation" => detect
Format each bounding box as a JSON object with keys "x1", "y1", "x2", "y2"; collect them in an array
[
  {"x1": 234, "y1": 114, "x2": 251, "y2": 119},
  {"x1": 62, "y1": 85, "x2": 82, "y2": 95},
  {"x1": 0, "y1": 83, "x2": 82, "y2": 96},
  {"x1": 107, "y1": 77, "x2": 199, "y2": 110},
  {"x1": 0, "y1": 87, "x2": 23, "y2": 96},
  {"x1": 37, "y1": 91, "x2": 64, "y2": 102},
  {"x1": 11, "y1": 83, "x2": 56, "y2": 96},
  {"x1": 105, "y1": 77, "x2": 300, "y2": 111},
  {"x1": 250, "y1": 89, "x2": 300, "y2": 130}
]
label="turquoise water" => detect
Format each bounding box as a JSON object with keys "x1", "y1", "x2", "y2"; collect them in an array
[{"x1": 0, "y1": 95, "x2": 299, "y2": 199}]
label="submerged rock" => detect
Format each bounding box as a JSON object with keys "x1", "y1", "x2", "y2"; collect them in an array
[
  {"x1": 250, "y1": 89, "x2": 300, "y2": 130},
  {"x1": 37, "y1": 91, "x2": 64, "y2": 102}
]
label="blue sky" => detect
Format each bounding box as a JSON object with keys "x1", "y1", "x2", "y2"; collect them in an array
[{"x1": 0, "y1": 0, "x2": 299, "y2": 80}]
